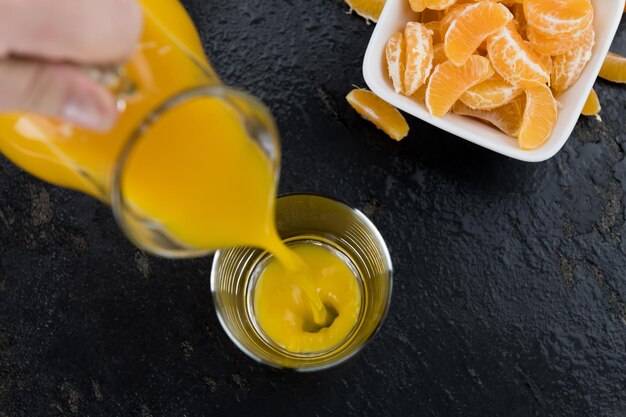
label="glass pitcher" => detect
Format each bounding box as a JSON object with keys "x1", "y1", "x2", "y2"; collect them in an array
[{"x1": 0, "y1": 0, "x2": 281, "y2": 258}]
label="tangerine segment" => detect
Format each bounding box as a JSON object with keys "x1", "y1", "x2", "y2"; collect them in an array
[
  {"x1": 424, "y1": 21, "x2": 443, "y2": 44},
  {"x1": 444, "y1": 2, "x2": 513, "y2": 66},
  {"x1": 511, "y1": 4, "x2": 527, "y2": 38},
  {"x1": 581, "y1": 88, "x2": 600, "y2": 116},
  {"x1": 345, "y1": 0, "x2": 386, "y2": 22},
  {"x1": 432, "y1": 43, "x2": 447, "y2": 67},
  {"x1": 404, "y1": 22, "x2": 434, "y2": 95},
  {"x1": 410, "y1": 0, "x2": 427, "y2": 13},
  {"x1": 524, "y1": 0, "x2": 593, "y2": 38},
  {"x1": 551, "y1": 25, "x2": 595, "y2": 94},
  {"x1": 346, "y1": 89, "x2": 409, "y2": 141},
  {"x1": 453, "y1": 97, "x2": 525, "y2": 137},
  {"x1": 420, "y1": 8, "x2": 444, "y2": 22},
  {"x1": 527, "y1": 22, "x2": 590, "y2": 56},
  {"x1": 518, "y1": 84, "x2": 558, "y2": 150},
  {"x1": 425, "y1": 0, "x2": 458, "y2": 10},
  {"x1": 417, "y1": 44, "x2": 446, "y2": 100},
  {"x1": 386, "y1": 32, "x2": 406, "y2": 94},
  {"x1": 486, "y1": 23, "x2": 551, "y2": 87},
  {"x1": 414, "y1": 84, "x2": 427, "y2": 102},
  {"x1": 425, "y1": 55, "x2": 494, "y2": 117},
  {"x1": 599, "y1": 52, "x2": 626, "y2": 83},
  {"x1": 440, "y1": 3, "x2": 473, "y2": 38},
  {"x1": 460, "y1": 78, "x2": 523, "y2": 109}
]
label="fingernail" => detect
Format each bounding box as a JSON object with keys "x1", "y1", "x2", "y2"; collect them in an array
[{"x1": 62, "y1": 93, "x2": 117, "y2": 132}]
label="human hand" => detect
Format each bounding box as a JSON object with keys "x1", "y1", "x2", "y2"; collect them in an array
[{"x1": 0, "y1": 0, "x2": 143, "y2": 131}]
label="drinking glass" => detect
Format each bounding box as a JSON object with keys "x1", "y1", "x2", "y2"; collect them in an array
[{"x1": 211, "y1": 194, "x2": 393, "y2": 371}]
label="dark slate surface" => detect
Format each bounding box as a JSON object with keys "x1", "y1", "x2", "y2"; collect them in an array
[{"x1": 1, "y1": 1, "x2": 625, "y2": 416}]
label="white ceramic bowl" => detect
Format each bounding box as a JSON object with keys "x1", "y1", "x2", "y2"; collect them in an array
[{"x1": 363, "y1": 0, "x2": 625, "y2": 162}]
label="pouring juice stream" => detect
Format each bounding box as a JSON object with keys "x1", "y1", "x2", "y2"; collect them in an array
[{"x1": 0, "y1": 0, "x2": 360, "y2": 349}]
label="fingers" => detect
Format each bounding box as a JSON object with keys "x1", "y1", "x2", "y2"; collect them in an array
[
  {"x1": 0, "y1": 0, "x2": 143, "y2": 63},
  {"x1": 0, "y1": 59, "x2": 118, "y2": 131}
]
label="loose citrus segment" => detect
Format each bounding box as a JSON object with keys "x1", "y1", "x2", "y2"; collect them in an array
[
  {"x1": 386, "y1": 32, "x2": 406, "y2": 94},
  {"x1": 527, "y1": 23, "x2": 589, "y2": 56},
  {"x1": 404, "y1": 22, "x2": 434, "y2": 95},
  {"x1": 432, "y1": 43, "x2": 447, "y2": 67},
  {"x1": 453, "y1": 97, "x2": 525, "y2": 136},
  {"x1": 581, "y1": 88, "x2": 600, "y2": 116},
  {"x1": 415, "y1": 44, "x2": 446, "y2": 102},
  {"x1": 410, "y1": 0, "x2": 427, "y2": 12},
  {"x1": 346, "y1": 89, "x2": 409, "y2": 141},
  {"x1": 414, "y1": 84, "x2": 427, "y2": 102},
  {"x1": 539, "y1": 52, "x2": 553, "y2": 78},
  {"x1": 424, "y1": 21, "x2": 443, "y2": 44},
  {"x1": 460, "y1": 78, "x2": 523, "y2": 109},
  {"x1": 518, "y1": 84, "x2": 558, "y2": 150},
  {"x1": 444, "y1": 2, "x2": 513, "y2": 66},
  {"x1": 524, "y1": 0, "x2": 593, "y2": 38},
  {"x1": 420, "y1": 7, "x2": 444, "y2": 22},
  {"x1": 486, "y1": 23, "x2": 551, "y2": 87},
  {"x1": 551, "y1": 25, "x2": 595, "y2": 94},
  {"x1": 345, "y1": 0, "x2": 386, "y2": 22},
  {"x1": 439, "y1": 3, "x2": 472, "y2": 37},
  {"x1": 425, "y1": 55, "x2": 494, "y2": 116},
  {"x1": 599, "y1": 52, "x2": 626, "y2": 83},
  {"x1": 511, "y1": 3, "x2": 527, "y2": 38},
  {"x1": 425, "y1": 0, "x2": 458, "y2": 10}
]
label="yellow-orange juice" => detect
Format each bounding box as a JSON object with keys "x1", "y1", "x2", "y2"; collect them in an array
[{"x1": 0, "y1": 0, "x2": 361, "y2": 354}]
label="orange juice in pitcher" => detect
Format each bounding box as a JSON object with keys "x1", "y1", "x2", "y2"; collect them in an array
[{"x1": 0, "y1": 0, "x2": 284, "y2": 257}]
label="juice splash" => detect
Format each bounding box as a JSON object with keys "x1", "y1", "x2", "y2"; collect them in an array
[{"x1": 0, "y1": 0, "x2": 360, "y2": 351}]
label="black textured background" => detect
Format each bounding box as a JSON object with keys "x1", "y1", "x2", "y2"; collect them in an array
[{"x1": 1, "y1": 1, "x2": 626, "y2": 416}]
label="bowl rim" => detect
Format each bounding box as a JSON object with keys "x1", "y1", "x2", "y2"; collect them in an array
[{"x1": 363, "y1": 0, "x2": 625, "y2": 162}]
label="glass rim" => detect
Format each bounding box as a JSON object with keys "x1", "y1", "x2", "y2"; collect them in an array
[
  {"x1": 109, "y1": 84, "x2": 281, "y2": 258},
  {"x1": 210, "y1": 192, "x2": 394, "y2": 372}
]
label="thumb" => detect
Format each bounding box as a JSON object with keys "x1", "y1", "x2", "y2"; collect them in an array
[{"x1": 0, "y1": 59, "x2": 118, "y2": 131}]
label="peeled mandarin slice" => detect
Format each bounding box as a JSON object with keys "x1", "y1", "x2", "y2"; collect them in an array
[
  {"x1": 581, "y1": 88, "x2": 600, "y2": 116},
  {"x1": 424, "y1": 21, "x2": 443, "y2": 44},
  {"x1": 432, "y1": 43, "x2": 447, "y2": 67},
  {"x1": 414, "y1": 44, "x2": 446, "y2": 102},
  {"x1": 414, "y1": 84, "x2": 427, "y2": 102},
  {"x1": 420, "y1": 8, "x2": 444, "y2": 22},
  {"x1": 386, "y1": 32, "x2": 406, "y2": 94},
  {"x1": 460, "y1": 78, "x2": 523, "y2": 109},
  {"x1": 486, "y1": 23, "x2": 551, "y2": 87},
  {"x1": 410, "y1": 0, "x2": 427, "y2": 13},
  {"x1": 539, "y1": 52, "x2": 553, "y2": 78},
  {"x1": 518, "y1": 84, "x2": 558, "y2": 150},
  {"x1": 345, "y1": 0, "x2": 386, "y2": 22},
  {"x1": 425, "y1": 55, "x2": 494, "y2": 117},
  {"x1": 527, "y1": 21, "x2": 591, "y2": 56},
  {"x1": 404, "y1": 22, "x2": 434, "y2": 95},
  {"x1": 599, "y1": 52, "x2": 626, "y2": 83},
  {"x1": 444, "y1": 2, "x2": 513, "y2": 66},
  {"x1": 511, "y1": 3, "x2": 527, "y2": 38},
  {"x1": 439, "y1": 3, "x2": 473, "y2": 38},
  {"x1": 452, "y1": 97, "x2": 525, "y2": 136},
  {"x1": 551, "y1": 25, "x2": 595, "y2": 94},
  {"x1": 346, "y1": 89, "x2": 409, "y2": 141},
  {"x1": 425, "y1": 0, "x2": 458, "y2": 10},
  {"x1": 524, "y1": 0, "x2": 593, "y2": 38}
]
